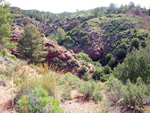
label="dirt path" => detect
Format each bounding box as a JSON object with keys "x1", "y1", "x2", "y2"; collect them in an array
[
  {"x1": 60, "y1": 90, "x2": 102, "y2": 113},
  {"x1": 0, "y1": 84, "x2": 16, "y2": 113}
]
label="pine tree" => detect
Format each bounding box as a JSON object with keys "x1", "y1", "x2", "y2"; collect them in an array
[
  {"x1": 128, "y1": 2, "x2": 135, "y2": 10},
  {"x1": 18, "y1": 24, "x2": 47, "y2": 62},
  {"x1": 93, "y1": 7, "x2": 99, "y2": 17},
  {"x1": 0, "y1": 0, "x2": 16, "y2": 50}
]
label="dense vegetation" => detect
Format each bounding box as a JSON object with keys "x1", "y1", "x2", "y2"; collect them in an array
[
  {"x1": 113, "y1": 45, "x2": 150, "y2": 83},
  {"x1": 11, "y1": 2, "x2": 150, "y2": 68},
  {"x1": 0, "y1": 0, "x2": 17, "y2": 50}
]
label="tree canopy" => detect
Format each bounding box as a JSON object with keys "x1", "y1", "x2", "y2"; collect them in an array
[
  {"x1": 0, "y1": 0, "x2": 16, "y2": 50},
  {"x1": 18, "y1": 24, "x2": 47, "y2": 62},
  {"x1": 113, "y1": 45, "x2": 150, "y2": 83}
]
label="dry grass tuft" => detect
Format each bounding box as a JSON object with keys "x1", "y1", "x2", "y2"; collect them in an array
[
  {"x1": 17, "y1": 63, "x2": 64, "y2": 99},
  {"x1": 11, "y1": 74, "x2": 14, "y2": 111},
  {"x1": 24, "y1": 96, "x2": 26, "y2": 113}
]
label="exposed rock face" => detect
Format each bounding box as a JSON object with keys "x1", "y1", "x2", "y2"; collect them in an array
[
  {"x1": 43, "y1": 38, "x2": 94, "y2": 75},
  {"x1": 128, "y1": 10, "x2": 149, "y2": 17},
  {"x1": 10, "y1": 25, "x2": 23, "y2": 42},
  {"x1": 44, "y1": 38, "x2": 77, "y2": 62},
  {"x1": 74, "y1": 34, "x2": 104, "y2": 60},
  {"x1": 66, "y1": 22, "x2": 80, "y2": 30},
  {"x1": 85, "y1": 45, "x2": 103, "y2": 60}
]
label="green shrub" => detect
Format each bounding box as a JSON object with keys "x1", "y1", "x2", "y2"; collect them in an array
[
  {"x1": 106, "y1": 76, "x2": 123, "y2": 104},
  {"x1": 121, "y1": 38, "x2": 129, "y2": 43},
  {"x1": 103, "y1": 65, "x2": 111, "y2": 74},
  {"x1": 104, "y1": 54, "x2": 113, "y2": 64},
  {"x1": 78, "y1": 81, "x2": 102, "y2": 102},
  {"x1": 0, "y1": 74, "x2": 5, "y2": 80},
  {"x1": 113, "y1": 45, "x2": 150, "y2": 83},
  {"x1": 81, "y1": 35, "x2": 91, "y2": 45},
  {"x1": 117, "y1": 42, "x2": 128, "y2": 50},
  {"x1": 107, "y1": 77, "x2": 149, "y2": 112},
  {"x1": 0, "y1": 49, "x2": 17, "y2": 60},
  {"x1": 1, "y1": 49, "x2": 7, "y2": 57},
  {"x1": 61, "y1": 88, "x2": 72, "y2": 100},
  {"x1": 106, "y1": 14, "x2": 114, "y2": 18},
  {"x1": 67, "y1": 60, "x2": 79, "y2": 67},
  {"x1": 115, "y1": 48, "x2": 126, "y2": 59},
  {"x1": 82, "y1": 73, "x2": 90, "y2": 81},
  {"x1": 62, "y1": 72, "x2": 80, "y2": 89},
  {"x1": 76, "y1": 52, "x2": 92, "y2": 63},
  {"x1": 51, "y1": 57, "x2": 65, "y2": 68},
  {"x1": 17, "y1": 88, "x2": 63, "y2": 113},
  {"x1": 131, "y1": 38, "x2": 140, "y2": 48},
  {"x1": 79, "y1": 66, "x2": 87, "y2": 74},
  {"x1": 92, "y1": 68, "x2": 104, "y2": 81},
  {"x1": 7, "y1": 53, "x2": 17, "y2": 60},
  {"x1": 91, "y1": 87, "x2": 102, "y2": 102},
  {"x1": 121, "y1": 79, "x2": 148, "y2": 111},
  {"x1": 92, "y1": 61, "x2": 102, "y2": 68},
  {"x1": 77, "y1": 52, "x2": 101, "y2": 68},
  {"x1": 108, "y1": 57, "x2": 116, "y2": 68}
]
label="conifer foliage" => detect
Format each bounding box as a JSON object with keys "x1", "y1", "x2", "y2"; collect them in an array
[
  {"x1": 0, "y1": 0, "x2": 16, "y2": 50},
  {"x1": 113, "y1": 45, "x2": 150, "y2": 83},
  {"x1": 18, "y1": 24, "x2": 47, "y2": 62}
]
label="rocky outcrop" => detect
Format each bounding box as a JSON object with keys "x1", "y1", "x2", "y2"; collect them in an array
[
  {"x1": 43, "y1": 38, "x2": 94, "y2": 75},
  {"x1": 10, "y1": 25, "x2": 95, "y2": 76},
  {"x1": 10, "y1": 25, "x2": 23, "y2": 42},
  {"x1": 85, "y1": 45, "x2": 103, "y2": 60},
  {"x1": 66, "y1": 21, "x2": 80, "y2": 30}
]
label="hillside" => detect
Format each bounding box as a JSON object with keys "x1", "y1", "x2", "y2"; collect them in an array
[
  {"x1": 10, "y1": 4, "x2": 150, "y2": 68},
  {"x1": 1, "y1": 1, "x2": 150, "y2": 113}
]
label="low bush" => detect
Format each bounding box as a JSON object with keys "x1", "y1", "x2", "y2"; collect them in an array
[
  {"x1": 79, "y1": 66, "x2": 87, "y2": 75},
  {"x1": 113, "y1": 45, "x2": 150, "y2": 83},
  {"x1": 67, "y1": 60, "x2": 79, "y2": 67},
  {"x1": 61, "y1": 88, "x2": 72, "y2": 100},
  {"x1": 92, "y1": 68, "x2": 104, "y2": 80},
  {"x1": 103, "y1": 65, "x2": 111, "y2": 74},
  {"x1": 121, "y1": 79, "x2": 148, "y2": 111},
  {"x1": 117, "y1": 42, "x2": 128, "y2": 50},
  {"x1": 82, "y1": 73, "x2": 90, "y2": 81},
  {"x1": 51, "y1": 57, "x2": 65, "y2": 68},
  {"x1": 0, "y1": 49, "x2": 17, "y2": 60},
  {"x1": 76, "y1": 52, "x2": 102, "y2": 68},
  {"x1": 104, "y1": 54, "x2": 113, "y2": 64},
  {"x1": 17, "y1": 88, "x2": 63, "y2": 113},
  {"x1": 61, "y1": 72, "x2": 80, "y2": 89},
  {"x1": 108, "y1": 57, "x2": 116, "y2": 68},
  {"x1": 115, "y1": 48, "x2": 127, "y2": 59},
  {"x1": 78, "y1": 81, "x2": 102, "y2": 102},
  {"x1": 76, "y1": 52, "x2": 93, "y2": 63},
  {"x1": 106, "y1": 76, "x2": 125, "y2": 104},
  {"x1": 131, "y1": 38, "x2": 140, "y2": 48},
  {"x1": 107, "y1": 77, "x2": 149, "y2": 112}
]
